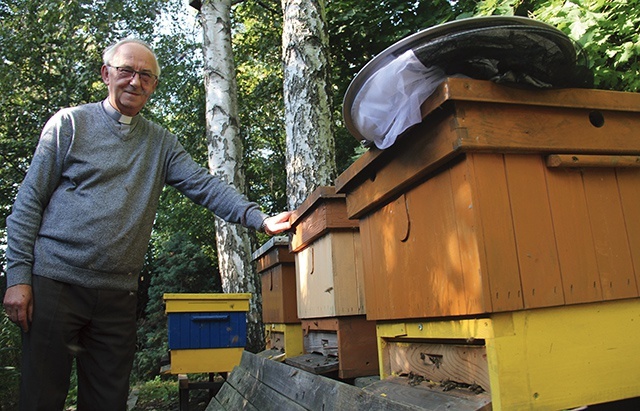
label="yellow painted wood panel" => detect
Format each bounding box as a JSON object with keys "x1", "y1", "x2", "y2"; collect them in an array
[
  {"x1": 617, "y1": 168, "x2": 640, "y2": 293},
  {"x1": 169, "y1": 347, "x2": 244, "y2": 374},
  {"x1": 504, "y1": 155, "x2": 565, "y2": 308},
  {"x1": 470, "y1": 154, "x2": 524, "y2": 312},
  {"x1": 583, "y1": 170, "x2": 638, "y2": 299},
  {"x1": 488, "y1": 300, "x2": 640, "y2": 410},
  {"x1": 163, "y1": 293, "x2": 250, "y2": 313},
  {"x1": 377, "y1": 299, "x2": 640, "y2": 409}
]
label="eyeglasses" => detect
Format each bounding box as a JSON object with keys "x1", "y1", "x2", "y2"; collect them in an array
[{"x1": 107, "y1": 65, "x2": 158, "y2": 85}]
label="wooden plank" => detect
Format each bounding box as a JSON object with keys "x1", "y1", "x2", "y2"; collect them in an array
[
  {"x1": 204, "y1": 396, "x2": 227, "y2": 411},
  {"x1": 331, "y1": 231, "x2": 366, "y2": 316},
  {"x1": 253, "y1": 237, "x2": 294, "y2": 273},
  {"x1": 333, "y1": 316, "x2": 379, "y2": 379},
  {"x1": 339, "y1": 113, "x2": 463, "y2": 219},
  {"x1": 545, "y1": 167, "x2": 603, "y2": 304},
  {"x1": 385, "y1": 341, "x2": 490, "y2": 393},
  {"x1": 239, "y1": 351, "x2": 417, "y2": 410},
  {"x1": 225, "y1": 365, "x2": 307, "y2": 411},
  {"x1": 289, "y1": 186, "x2": 359, "y2": 252},
  {"x1": 433, "y1": 78, "x2": 640, "y2": 114},
  {"x1": 302, "y1": 329, "x2": 338, "y2": 357},
  {"x1": 617, "y1": 168, "x2": 640, "y2": 293},
  {"x1": 488, "y1": 300, "x2": 640, "y2": 410},
  {"x1": 504, "y1": 155, "x2": 565, "y2": 309},
  {"x1": 404, "y1": 166, "x2": 468, "y2": 317},
  {"x1": 285, "y1": 353, "x2": 340, "y2": 375},
  {"x1": 295, "y1": 235, "x2": 336, "y2": 318},
  {"x1": 357, "y1": 214, "x2": 382, "y2": 320},
  {"x1": 364, "y1": 376, "x2": 491, "y2": 411},
  {"x1": 583, "y1": 169, "x2": 638, "y2": 299},
  {"x1": 547, "y1": 154, "x2": 640, "y2": 168},
  {"x1": 212, "y1": 380, "x2": 260, "y2": 411},
  {"x1": 450, "y1": 158, "x2": 491, "y2": 314},
  {"x1": 454, "y1": 102, "x2": 640, "y2": 155},
  {"x1": 261, "y1": 264, "x2": 299, "y2": 324},
  {"x1": 469, "y1": 153, "x2": 524, "y2": 312}
]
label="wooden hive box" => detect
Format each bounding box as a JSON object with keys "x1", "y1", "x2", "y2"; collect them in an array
[
  {"x1": 252, "y1": 236, "x2": 303, "y2": 358},
  {"x1": 252, "y1": 236, "x2": 299, "y2": 324},
  {"x1": 288, "y1": 186, "x2": 378, "y2": 379},
  {"x1": 289, "y1": 186, "x2": 365, "y2": 318},
  {"x1": 163, "y1": 293, "x2": 250, "y2": 374},
  {"x1": 335, "y1": 77, "x2": 640, "y2": 321}
]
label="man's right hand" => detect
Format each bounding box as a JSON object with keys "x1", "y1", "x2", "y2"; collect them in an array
[{"x1": 3, "y1": 284, "x2": 33, "y2": 332}]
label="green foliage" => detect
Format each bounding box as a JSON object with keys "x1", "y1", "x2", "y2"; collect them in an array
[
  {"x1": 133, "y1": 232, "x2": 221, "y2": 382},
  {"x1": 471, "y1": 0, "x2": 640, "y2": 92},
  {"x1": 531, "y1": 0, "x2": 640, "y2": 91},
  {"x1": 129, "y1": 377, "x2": 179, "y2": 411},
  {"x1": 0, "y1": 312, "x2": 20, "y2": 410}
]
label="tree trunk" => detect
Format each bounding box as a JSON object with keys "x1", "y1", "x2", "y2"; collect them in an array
[
  {"x1": 281, "y1": 0, "x2": 336, "y2": 209},
  {"x1": 199, "y1": 0, "x2": 264, "y2": 352}
]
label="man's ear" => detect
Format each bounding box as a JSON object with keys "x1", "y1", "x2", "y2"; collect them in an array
[{"x1": 101, "y1": 65, "x2": 110, "y2": 85}]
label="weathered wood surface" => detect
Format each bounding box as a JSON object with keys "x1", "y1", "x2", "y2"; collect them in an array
[
  {"x1": 364, "y1": 376, "x2": 491, "y2": 411},
  {"x1": 207, "y1": 350, "x2": 457, "y2": 411}
]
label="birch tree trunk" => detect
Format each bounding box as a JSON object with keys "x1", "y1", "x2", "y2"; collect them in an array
[
  {"x1": 199, "y1": 0, "x2": 264, "y2": 352},
  {"x1": 282, "y1": 0, "x2": 336, "y2": 209}
]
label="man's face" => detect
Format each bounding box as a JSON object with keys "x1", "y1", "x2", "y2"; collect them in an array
[{"x1": 101, "y1": 43, "x2": 158, "y2": 116}]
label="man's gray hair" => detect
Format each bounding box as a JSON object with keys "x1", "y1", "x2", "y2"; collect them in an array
[{"x1": 103, "y1": 38, "x2": 161, "y2": 77}]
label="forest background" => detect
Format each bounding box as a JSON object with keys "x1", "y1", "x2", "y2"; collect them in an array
[{"x1": 1, "y1": 0, "x2": 638, "y2": 409}]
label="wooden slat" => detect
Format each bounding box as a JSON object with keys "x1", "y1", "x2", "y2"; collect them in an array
[
  {"x1": 455, "y1": 102, "x2": 640, "y2": 155},
  {"x1": 469, "y1": 153, "x2": 524, "y2": 312},
  {"x1": 545, "y1": 167, "x2": 603, "y2": 304},
  {"x1": 331, "y1": 231, "x2": 366, "y2": 316},
  {"x1": 432, "y1": 78, "x2": 640, "y2": 114},
  {"x1": 357, "y1": 215, "x2": 381, "y2": 320},
  {"x1": 504, "y1": 155, "x2": 565, "y2": 309},
  {"x1": 204, "y1": 396, "x2": 227, "y2": 411},
  {"x1": 340, "y1": 113, "x2": 463, "y2": 219},
  {"x1": 617, "y1": 169, "x2": 640, "y2": 293},
  {"x1": 289, "y1": 186, "x2": 359, "y2": 252},
  {"x1": 386, "y1": 341, "x2": 490, "y2": 392},
  {"x1": 212, "y1": 380, "x2": 260, "y2": 411},
  {"x1": 285, "y1": 353, "x2": 340, "y2": 375},
  {"x1": 450, "y1": 159, "x2": 491, "y2": 314},
  {"x1": 547, "y1": 154, "x2": 640, "y2": 168},
  {"x1": 239, "y1": 351, "x2": 418, "y2": 411},
  {"x1": 227, "y1": 365, "x2": 304, "y2": 411},
  {"x1": 364, "y1": 376, "x2": 491, "y2": 411},
  {"x1": 405, "y1": 167, "x2": 468, "y2": 316},
  {"x1": 583, "y1": 170, "x2": 638, "y2": 299}
]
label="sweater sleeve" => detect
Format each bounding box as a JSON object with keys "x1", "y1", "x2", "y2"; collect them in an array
[
  {"x1": 163, "y1": 136, "x2": 268, "y2": 231},
  {"x1": 5, "y1": 111, "x2": 71, "y2": 287}
]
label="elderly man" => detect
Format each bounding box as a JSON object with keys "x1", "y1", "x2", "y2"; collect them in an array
[{"x1": 3, "y1": 38, "x2": 291, "y2": 410}]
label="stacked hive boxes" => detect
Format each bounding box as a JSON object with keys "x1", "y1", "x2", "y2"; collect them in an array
[
  {"x1": 252, "y1": 236, "x2": 303, "y2": 359},
  {"x1": 163, "y1": 293, "x2": 251, "y2": 374},
  {"x1": 336, "y1": 78, "x2": 640, "y2": 410},
  {"x1": 287, "y1": 186, "x2": 378, "y2": 379}
]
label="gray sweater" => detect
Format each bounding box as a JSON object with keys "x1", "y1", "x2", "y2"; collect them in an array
[{"x1": 5, "y1": 102, "x2": 268, "y2": 291}]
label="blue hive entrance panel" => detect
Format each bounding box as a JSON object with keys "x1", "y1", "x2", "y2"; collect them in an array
[{"x1": 168, "y1": 311, "x2": 247, "y2": 350}]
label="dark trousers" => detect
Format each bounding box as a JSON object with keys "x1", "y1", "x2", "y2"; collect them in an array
[{"x1": 20, "y1": 275, "x2": 137, "y2": 411}]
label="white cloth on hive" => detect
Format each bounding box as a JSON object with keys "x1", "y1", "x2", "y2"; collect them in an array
[{"x1": 351, "y1": 49, "x2": 447, "y2": 149}]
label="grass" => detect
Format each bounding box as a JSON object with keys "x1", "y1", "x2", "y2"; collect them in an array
[{"x1": 129, "y1": 376, "x2": 211, "y2": 411}]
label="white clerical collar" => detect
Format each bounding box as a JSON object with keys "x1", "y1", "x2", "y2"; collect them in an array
[{"x1": 102, "y1": 99, "x2": 134, "y2": 125}]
